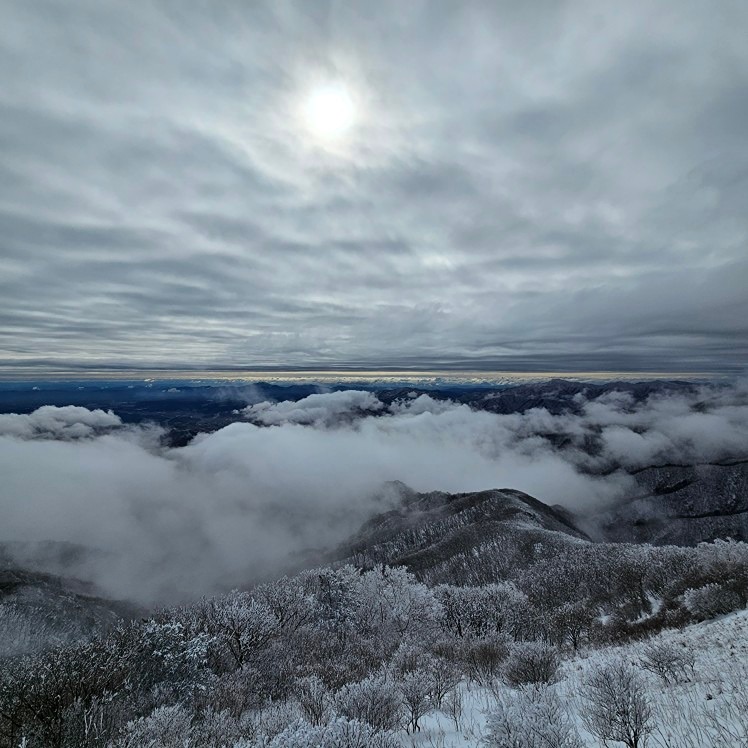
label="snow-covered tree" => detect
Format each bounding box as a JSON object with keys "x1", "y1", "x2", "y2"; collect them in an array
[
  {"x1": 485, "y1": 688, "x2": 583, "y2": 748},
  {"x1": 265, "y1": 716, "x2": 400, "y2": 748},
  {"x1": 398, "y1": 670, "x2": 435, "y2": 733},
  {"x1": 684, "y1": 583, "x2": 742, "y2": 620},
  {"x1": 197, "y1": 591, "x2": 278, "y2": 669},
  {"x1": 109, "y1": 704, "x2": 192, "y2": 748},
  {"x1": 504, "y1": 641, "x2": 560, "y2": 688},
  {"x1": 580, "y1": 660, "x2": 654, "y2": 748},
  {"x1": 333, "y1": 674, "x2": 403, "y2": 731}
]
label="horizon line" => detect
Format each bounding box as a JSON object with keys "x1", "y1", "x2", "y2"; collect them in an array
[{"x1": 0, "y1": 367, "x2": 730, "y2": 383}]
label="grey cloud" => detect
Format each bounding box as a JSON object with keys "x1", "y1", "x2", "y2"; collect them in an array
[
  {"x1": 0, "y1": 405, "x2": 122, "y2": 440},
  {"x1": 244, "y1": 389, "x2": 383, "y2": 426},
  {"x1": 1, "y1": 1, "x2": 747, "y2": 372}
]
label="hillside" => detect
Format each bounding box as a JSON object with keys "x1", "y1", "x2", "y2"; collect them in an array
[
  {"x1": 595, "y1": 460, "x2": 748, "y2": 546},
  {"x1": 414, "y1": 609, "x2": 748, "y2": 746},
  {"x1": 335, "y1": 482, "x2": 588, "y2": 580},
  {"x1": 0, "y1": 562, "x2": 140, "y2": 658}
]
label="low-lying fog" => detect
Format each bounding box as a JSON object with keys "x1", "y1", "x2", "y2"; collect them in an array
[{"x1": 1, "y1": 381, "x2": 747, "y2": 604}]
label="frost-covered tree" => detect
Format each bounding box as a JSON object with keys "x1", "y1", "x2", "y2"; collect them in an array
[
  {"x1": 333, "y1": 674, "x2": 403, "y2": 731},
  {"x1": 425, "y1": 656, "x2": 461, "y2": 708},
  {"x1": 265, "y1": 716, "x2": 400, "y2": 748},
  {"x1": 191, "y1": 706, "x2": 253, "y2": 748},
  {"x1": 294, "y1": 675, "x2": 330, "y2": 726},
  {"x1": 581, "y1": 660, "x2": 654, "y2": 748},
  {"x1": 683, "y1": 583, "x2": 742, "y2": 620},
  {"x1": 196, "y1": 591, "x2": 278, "y2": 670},
  {"x1": 435, "y1": 583, "x2": 527, "y2": 640},
  {"x1": 548, "y1": 601, "x2": 595, "y2": 651},
  {"x1": 0, "y1": 619, "x2": 208, "y2": 747},
  {"x1": 255, "y1": 575, "x2": 317, "y2": 633},
  {"x1": 461, "y1": 636, "x2": 509, "y2": 686},
  {"x1": 639, "y1": 641, "x2": 695, "y2": 684},
  {"x1": 398, "y1": 670, "x2": 434, "y2": 733},
  {"x1": 358, "y1": 565, "x2": 442, "y2": 642},
  {"x1": 485, "y1": 688, "x2": 583, "y2": 748},
  {"x1": 694, "y1": 539, "x2": 748, "y2": 605},
  {"x1": 503, "y1": 642, "x2": 560, "y2": 688},
  {"x1": 129, "y1": 620, "x2": 210, "y2": 698},
  {"x1": 314, "y1": 567, "x2": 363, "y2": 645},
  {"x1": 109, "y1": 704, "x2": 192, "y2": 748},
  {"x1": 249, "y1": 702, "x2": 304, "y2": 745},
  {"x1": 0, "y1": 604, "x2": 63, "y2": 658}
]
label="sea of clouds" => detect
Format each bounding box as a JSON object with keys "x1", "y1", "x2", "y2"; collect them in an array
[{"x1": 1, "y1": 381, "x2": 747, "y2": 604}]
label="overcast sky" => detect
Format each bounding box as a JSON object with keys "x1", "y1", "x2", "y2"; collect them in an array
[{"x1": 1, "y1": 1, "x2": 747, "y2": 374}]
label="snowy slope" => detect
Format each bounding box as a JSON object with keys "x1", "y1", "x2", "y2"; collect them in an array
[{"x1": 401, "y1": 610, "x2": 748, "y2": 747}]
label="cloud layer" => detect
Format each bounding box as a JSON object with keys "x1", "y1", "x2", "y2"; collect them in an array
[
  {"x1": 244, "y1": 389, "x2": 383, "y2": 426},
  {"x1": 0, "y1": 404, "x2": 122, "y2": 440},
  {"x1": 1, "y1": 1, "x2": 747, "y2": 372},
  {"x1": 2, "y1": 382, "x2": 747, "y2": 604}
]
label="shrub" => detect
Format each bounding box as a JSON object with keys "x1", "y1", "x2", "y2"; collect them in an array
[
  {"x1": 267, "y1": 716, "x2": 400, "y2": 748},
  {"x1": 109, "y1": 704, "x2": 192, "y2": 748},
  {"x1": 504, "y1": 642, "x2": 560, "y2": 688},
  {"x1": 639, "y1": 640, "x2": 695, "y2": 683},
  {"x1": 462, "y1": 637, "x2": 508, "y2": 686},
  {"x1": 334, "y1": 674, "x2": 403, "y2": 731},
  {"x1": 580, "y1": 660, "x2": 654, "y2": 748},
  {"x1": 485, "y1": 688, "x2": 583, "y2": 748},
  {"x1": 683, "y1": 583, "x2": 742, "y2": 620}
]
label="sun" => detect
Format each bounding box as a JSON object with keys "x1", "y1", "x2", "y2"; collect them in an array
[{"x1": 303, "y1": 83, "x2": 356, "y2": 140}]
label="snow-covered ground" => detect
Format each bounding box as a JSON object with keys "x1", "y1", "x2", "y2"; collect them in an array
[{"x1": 400, "y1": 610, "x2": 748, "y2": 747}]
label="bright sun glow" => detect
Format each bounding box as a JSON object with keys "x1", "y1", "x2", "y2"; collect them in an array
[{"x1": 303, "y1": 84, "x2": 356, "y2": 140}]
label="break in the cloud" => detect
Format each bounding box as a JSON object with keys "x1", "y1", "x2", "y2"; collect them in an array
[
  {"x1": 1, "y1": 1, "x2": 747, "y2": 372},
  {"x1": 1, "y1": 381, "x2": 747, "y2": 603}
]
